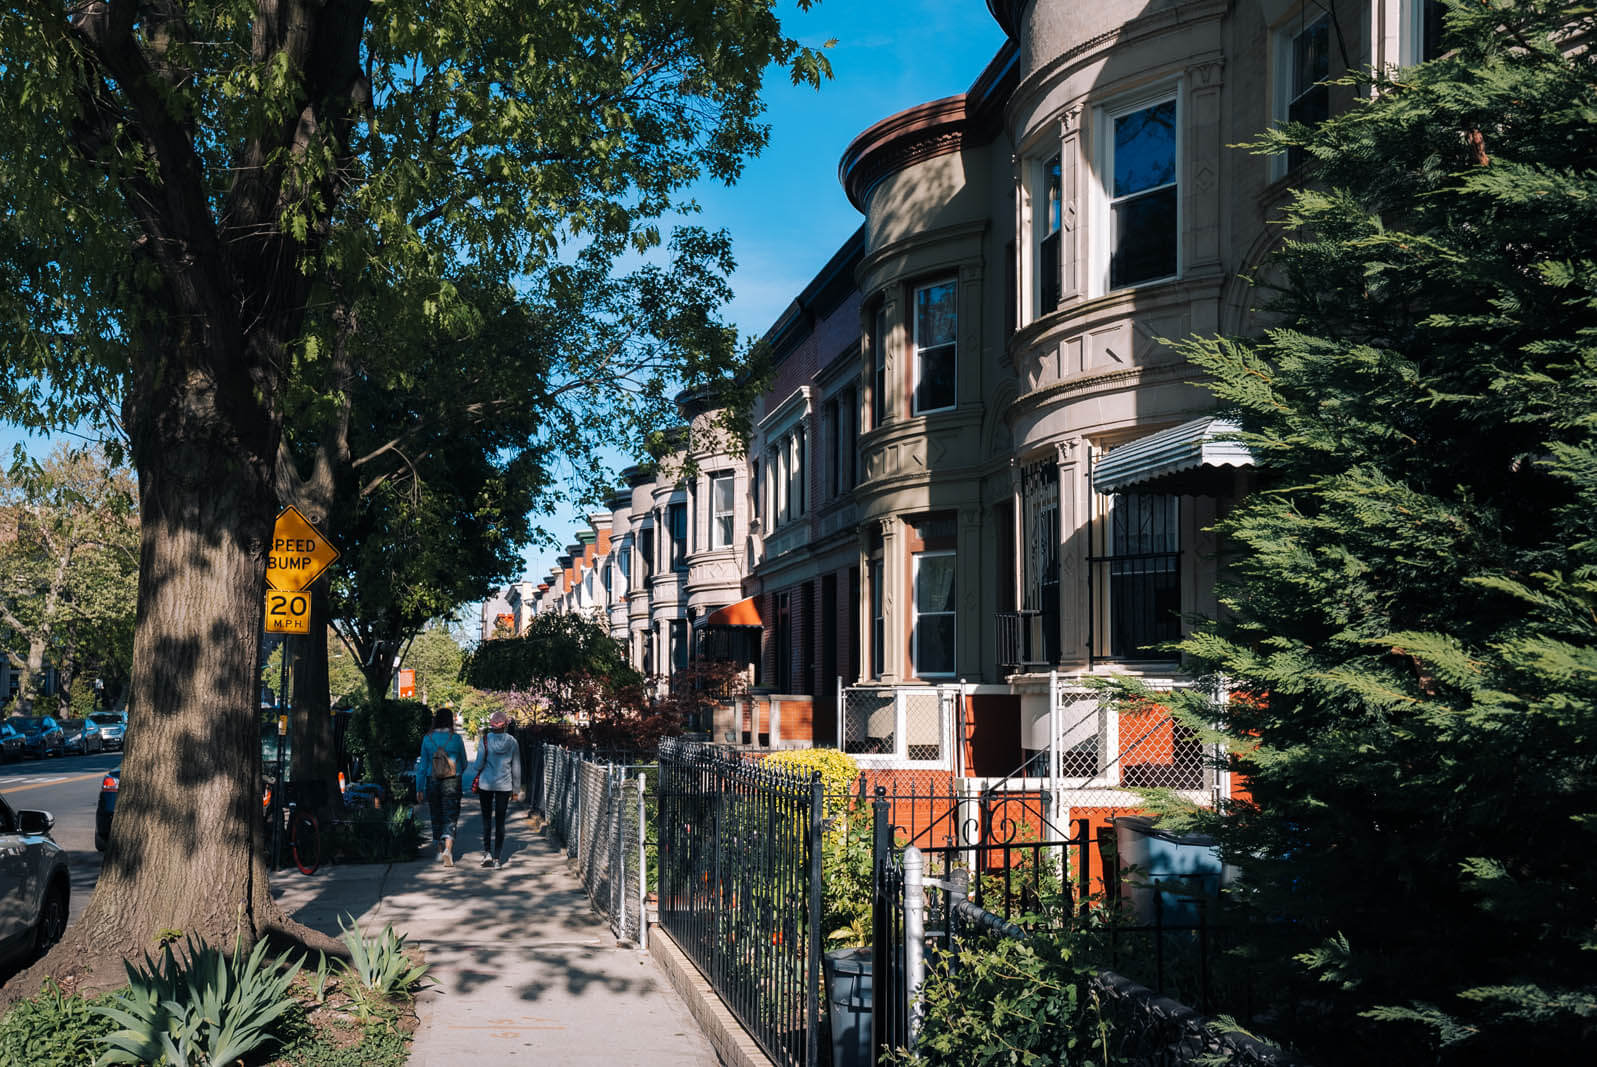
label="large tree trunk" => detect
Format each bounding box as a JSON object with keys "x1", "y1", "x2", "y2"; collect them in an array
[{"x1": 13, "y1": 354, "x2": 328, "y2": 995}]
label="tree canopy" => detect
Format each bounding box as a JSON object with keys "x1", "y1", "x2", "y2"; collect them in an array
[
  {"x1": 0, "y1": 0, "x2": 830, "y2": 983},
  {"x1": 0, "y1": 445, "x2": 137, "y2": 713},
  {"x1": 1153, "y1": 2, "x2": 1597, "y2": 1059}
]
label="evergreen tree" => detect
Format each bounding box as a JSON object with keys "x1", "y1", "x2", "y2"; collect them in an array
[{"x1": 1158, "y1": 2, "x2": 1597, "y2": 1060}]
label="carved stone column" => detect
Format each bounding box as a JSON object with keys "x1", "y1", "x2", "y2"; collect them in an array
[
  {"x1": 1059, "y1": 105, "x2": 1085, "y2": 302},
  {"x1": 1055, "y1": 437, "x2": 1085, "y2": 667},
  {"x1": 1185, "y1": 60, "x2": 1226, "y2": 285},
  {"x1": 879, "y1": 515, "x2": 899, "y2": 682},
  {"x1": 958, "y1": 505, "x2": 985, "y2": 680}
]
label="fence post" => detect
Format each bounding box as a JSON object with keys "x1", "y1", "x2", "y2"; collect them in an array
[
  {"x1": 807, "y1": 770, "x2": 823, "y2": 1067},
  {"x1": 946, "y1": 867, "x2": 970, "y2": 954},
  {"x1": 903, "y1": 845, "x2": 925, "y2": 1044},
  {"x1": 638, "y1": 767, "x2": 649, "y2": 952},
  {"x1": 870, "y1": 785, "x2": 891, "y2": 1065}
]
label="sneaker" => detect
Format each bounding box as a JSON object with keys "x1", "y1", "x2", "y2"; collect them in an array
[
  {"x1": 480, "y1": 854, "x2": 494, "y2": 868},
  {"x1": 443, "y1": 850, "x2": 454, "y2": 867},
  {"x1": 494, "y1": 858, "x2": 505, "y2": 869}
]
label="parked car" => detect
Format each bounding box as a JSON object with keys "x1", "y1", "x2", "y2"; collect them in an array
[
  {"x1": 60, "y1": 719, "x2": 103, "y2": 756},
  {"x1": 0, "y1": 724, "x2": 23, "y2": 762},
  {"x1": 95, "y1": 768, "x2": 118, "y2": 851},
  {"x1": 7, "y1": 716, "x2": 65, "y2": 759},
  {"x1": 0, "y1": 789, "x2": 70, "y2": 966},
  {"x1": 86, "y1": 711, "x2": 126, "y2": 751}
]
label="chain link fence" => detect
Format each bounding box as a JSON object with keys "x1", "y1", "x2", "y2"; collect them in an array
[
  {"x1": 840, "y1": 684, "x2": 957, "y2": 765},
  {"x1": 531, "y1": 743, "x2": 649, "y2": 945}
]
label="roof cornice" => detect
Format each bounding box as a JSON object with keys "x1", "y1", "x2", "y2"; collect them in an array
[{"x1": 838, "y1": 40, "x2": 1018, "y2": 213}]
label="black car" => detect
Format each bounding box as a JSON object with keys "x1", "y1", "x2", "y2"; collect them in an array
[
  {"x1": 0, "y1": 790, "x2": 70, "y2": 966},
  {"x1": 0, "y1": 724, "x2": 23, "y2": 762},
  {"x1": 7, "y1": 717, "x2": 64, "y2": 759},
  {"x1": 86, "y1": 711, "x2": 125, "y2": 751},
  {"x1": 95, "y1": 767, "x2": 118, "y2": 852}
]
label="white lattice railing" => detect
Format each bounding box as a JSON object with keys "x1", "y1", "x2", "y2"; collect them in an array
[
  {"x1": 1033, "y1": 672, "x2": 1224, "y2": 815},
  {"x1": 837, "y1": 683, "x2": 960, "y2": 769}
]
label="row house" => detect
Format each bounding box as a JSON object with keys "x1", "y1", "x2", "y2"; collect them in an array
[
  {"x1": 736, "y1": 0, "x2": 1446, "y2": 825},
  {"x1": 500, "y1": 0, "x2": 1449, "y2": 830}
]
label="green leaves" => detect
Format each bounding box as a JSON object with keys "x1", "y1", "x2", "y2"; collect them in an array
[
  {"x1": 1163, "y1": 1, "x2": 1597, "y2": 1060},
  {"x1": 336, "y1": 916, "x2": 431, "y2": 1005},
  {"x1": 94, "y1": 934, "x2": 303, "y2": 1067}
]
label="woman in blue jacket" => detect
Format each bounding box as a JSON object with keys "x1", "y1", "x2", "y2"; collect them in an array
[{"x1": 416, "y1": 706, "x2": 469, "y2": 866}]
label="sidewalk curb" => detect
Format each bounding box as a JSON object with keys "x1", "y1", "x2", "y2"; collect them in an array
[{"x1": 649, "y1": 925, "x2": 774, "y2": 1067}]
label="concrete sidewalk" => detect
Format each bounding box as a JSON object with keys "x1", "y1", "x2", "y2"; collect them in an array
[{"x1": 271, "y1": 798, "x2": 717, "y2": 1065}]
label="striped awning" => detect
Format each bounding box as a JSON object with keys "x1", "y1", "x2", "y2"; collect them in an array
[{"x1": 1091, "y1": 416, "x2": 1255, "y2": 494}]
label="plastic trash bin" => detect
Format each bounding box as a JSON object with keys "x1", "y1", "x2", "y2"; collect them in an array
[
  {"x1": 1112, "y1": 815, "x2": 1230, "y2": 925},
  {"x1": 823, "y1": 946, "x2": 873, "y2": 1067}
]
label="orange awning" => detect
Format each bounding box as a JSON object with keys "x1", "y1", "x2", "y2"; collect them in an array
[{"x1": 705, "y1": 597, "x2": 762, "y2": 628}]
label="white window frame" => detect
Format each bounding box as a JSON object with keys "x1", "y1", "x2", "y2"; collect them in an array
[
  {"x1": 1399, "y1": 0, "x2": 1442, "y2": 68},
  {"x1": 709, "y1": 471, "x2": 735, "y2": 549},
  {"x1": 1036, "y1": 153, "x2": 1063, "y2": 318},
  {"x1": 911, "y1": 279, "x2": 958, "y2": 416},
  {"x1": 844, "y1": 686, "x2": 956, "y2": 769},
  {"x1": 1094, "y1": 87, "x2": 1182, "y2": 295},
  {"x1": 911, "y1": 549, "x2": 957, "y2": 679},
  {"x1": 1272, "y1": 12, "x2": 1330, "y2": 180}
]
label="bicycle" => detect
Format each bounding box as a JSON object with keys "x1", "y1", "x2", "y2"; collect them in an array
[{"x1": 264, "y1": 779, "x2": 322, "y2": 875}]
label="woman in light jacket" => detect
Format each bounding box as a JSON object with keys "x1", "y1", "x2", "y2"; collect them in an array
[
  {"x1": 416, "y1": 706, "x2": 469, "y2": 866},
  {"x1": 470, "y1": 709, "x2": 521, "y2": 868}
]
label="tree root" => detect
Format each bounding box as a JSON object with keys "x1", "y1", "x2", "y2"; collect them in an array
[{"x1": 0, "y1": 899, "x2": 350, "y2": 1007}]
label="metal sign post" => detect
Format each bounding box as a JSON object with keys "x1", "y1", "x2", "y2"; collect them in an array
[{"x1": 261, "y1": 506, "x2": 337, "y2": 867}]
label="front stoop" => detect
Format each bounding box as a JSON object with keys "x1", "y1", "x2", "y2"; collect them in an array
[{"x1": 650, "y1": 925, "x2": 775, "y2": 1067}]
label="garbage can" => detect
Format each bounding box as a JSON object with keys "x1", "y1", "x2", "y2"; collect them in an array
[
  {"x1": 822, "y1": 946, "x2": 873, "y2": 1067},
  {"x1": 1112, "y1": 815, "x2": 1227, "y2": 924}
]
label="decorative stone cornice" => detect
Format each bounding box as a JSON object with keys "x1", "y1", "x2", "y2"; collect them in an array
[{"x1": 839, "y1": 42, "x2": 1018, "y2": 212}]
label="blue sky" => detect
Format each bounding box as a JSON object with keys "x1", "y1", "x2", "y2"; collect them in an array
[
  {"x1": 0, "y1": 2, "x2": 1011, "y2": 617},
  {"x1": 515, "y1": 1, "x2": 1009, "y2": 594}
]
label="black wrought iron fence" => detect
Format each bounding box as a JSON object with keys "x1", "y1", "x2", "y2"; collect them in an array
[{"x1": 656, "y1": 738, "x2": 823, "y2": 1067}]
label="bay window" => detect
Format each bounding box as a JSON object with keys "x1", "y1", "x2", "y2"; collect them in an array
[
  {"x1": 710, "y1": 471, "x2": 735, "y2": 549},
  {"x1": 1278, "y1": 14, "x2": 1329, "y2": 174},
  {"x1": 1038, "y1": 155, "x2": 1062, "y2": 315},
  {"x1": 1105, "y1": 97, "x2": 1178, "y2": 290},
  {"x1": 912, "y1": 280, "x2": 956, "y2": 414}
]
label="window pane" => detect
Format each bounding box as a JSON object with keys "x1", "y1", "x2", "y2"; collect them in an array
[
  {"x1": 916, "y1": 282, "x2": 957, "y2": 349},
  {"x1": 915, "y1": 345, "x2": 956, "y2": 412},
  {"x1": 1111, "y1": 185, "x2": 1178, "y2": 289},
  {"x1": 916, "y1": 554, "x2": 956, "y2": 613},
  {"x1": 713, "y1": 473, "x2": 734, "y2": 512},
  {"x1": 1113, "y1": 100, "x2": 1176, "y2": 198},
  {"x1": 1044, "y1": 156, "x2": 1062, "y2": 234},
  {"x1": 916, "y1": 615, "x2": 956, "y2": 675},
  {"x1": 1292, "y1": 19, "x2": 1329, "y2": 99}
]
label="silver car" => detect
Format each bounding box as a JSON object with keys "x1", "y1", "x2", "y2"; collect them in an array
[
  {"x1": 0, "y1": 791, "x2": 69, "y2": 966},
  {"x1": 86, "y1": 711, "x2": 125, "y2": 751}
]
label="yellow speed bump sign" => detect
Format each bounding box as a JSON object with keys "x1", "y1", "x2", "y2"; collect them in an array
[
  {"x1": 266, "y1": 506, "x2": 339, "y2": 592},
  {"x1": 264, "y1": 589, "x2": 311, "y2": 635}
]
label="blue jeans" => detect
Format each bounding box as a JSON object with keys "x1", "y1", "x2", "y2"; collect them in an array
[{"x1": 428, "y1": 776, "x2": 462, "y2": 845}]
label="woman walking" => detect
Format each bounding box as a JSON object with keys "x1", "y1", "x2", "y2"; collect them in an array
[
  {"x1": 416, "y1": 706, "x2": 468, "y2": 866},
  {"x1": 470, "y1": 709, "x2": 521, "y2": 868}
]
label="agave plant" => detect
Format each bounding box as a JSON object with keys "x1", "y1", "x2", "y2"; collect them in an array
[
  {"x1": 94, "y1": 934, "x2": 301, "y2": 1066},
  {"x1": 337, "y1": 915, "x2": 430, "y2": 1002}
]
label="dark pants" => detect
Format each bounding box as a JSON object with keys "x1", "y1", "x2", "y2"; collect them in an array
[
  {"x1": 429, "y1": 776, "x2": 462, "y2": 845},
  {"x1": 479, "y1": 789, "x2": 510, "y2": 859}
]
